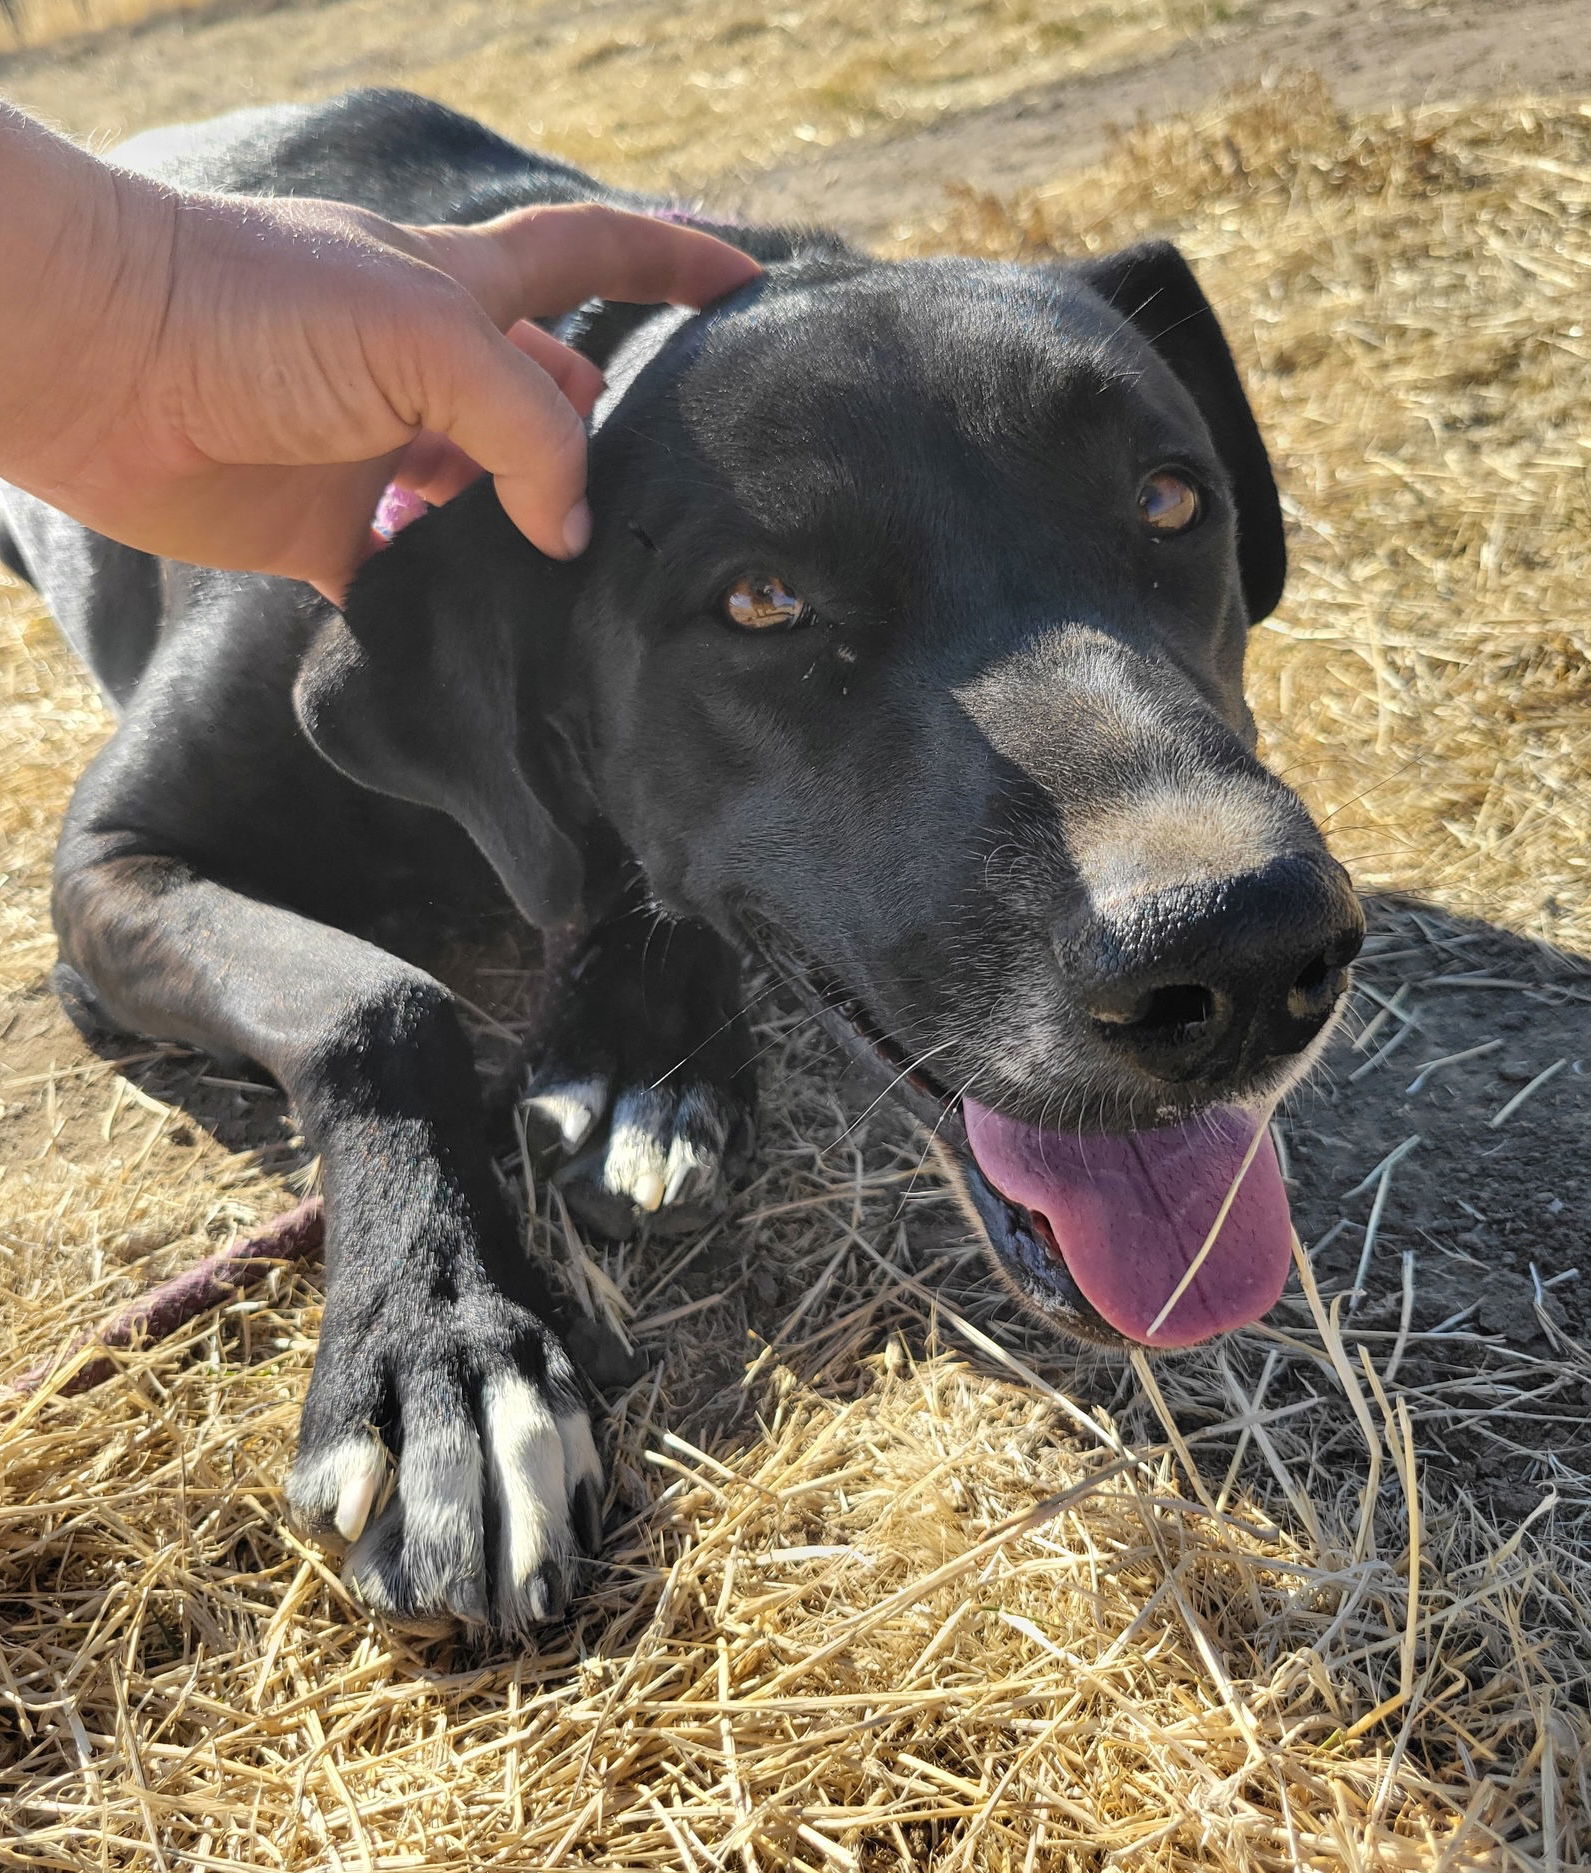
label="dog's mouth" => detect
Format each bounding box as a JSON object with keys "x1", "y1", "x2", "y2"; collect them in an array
[
  {"x1": 954, "y1": 1096, "x2": 1292, "y2": 1348},
  {"x1": 758, "y1": 931, "x2": 1294, "y2": 1351}
]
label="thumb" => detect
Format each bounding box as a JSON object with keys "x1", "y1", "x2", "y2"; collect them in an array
[{"x1": 428, "y1": 311, "x2": 593, "y2": 559}]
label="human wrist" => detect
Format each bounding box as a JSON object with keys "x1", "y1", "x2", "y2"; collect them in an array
[{"x1": 0, "y1": 105, "x2": 177, "y2": 498}]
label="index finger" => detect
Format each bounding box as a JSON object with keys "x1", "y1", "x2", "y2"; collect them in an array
[{"x1": 415, "y1": 202, "x2": 762, "y2": 331}]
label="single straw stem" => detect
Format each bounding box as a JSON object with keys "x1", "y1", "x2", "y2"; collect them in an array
[{"x1": 1489, "y1": 1057, "x2": 1569, "y2": 1128}]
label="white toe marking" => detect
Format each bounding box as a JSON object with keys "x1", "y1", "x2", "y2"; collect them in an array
[
  {"x1": 383, "y1": 1420, "x2": 485, "y2": 1604},
  {"x1": 483, "y1": 1372, "x2": 568, "y2": 1610},
  {"x1": 526, "y1": 1077, "x2": 608, "y2": 1151},
  {"x1": 604, "y1": 1121, "x2": 669, "y2": 1212},
  {"x1": 340, "y1": 1419, "x2": 488, "y2": 1624}
]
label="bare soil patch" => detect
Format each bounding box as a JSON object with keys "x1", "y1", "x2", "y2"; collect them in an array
[{"x1": 0, "y1": 0, "x2": 1249, "y2": 183}]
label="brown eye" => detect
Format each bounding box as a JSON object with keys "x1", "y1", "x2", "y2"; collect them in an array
[
  {"x1": 723, "y1": 575, "x2": 808, "y2": 631},
  {"x1": 1138, "y1": 470, "x2": 1202, "y2": 534}
]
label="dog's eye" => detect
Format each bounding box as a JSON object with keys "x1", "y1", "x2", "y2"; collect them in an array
[
  {"x1": 1138, "y1": 470, "x2": 1202, "y2": 534},
  {"x1": 723, "y1": 576, "x2": 809, "y2": 631}
]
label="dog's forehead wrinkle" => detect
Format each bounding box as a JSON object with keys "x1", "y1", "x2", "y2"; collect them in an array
[{"x1": 601, "y1": 297, "x2": 1223, "y2": 579}]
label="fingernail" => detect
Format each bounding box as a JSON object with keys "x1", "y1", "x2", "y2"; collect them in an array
[
  {"x1": 562, "y1": 499, "x2": 593, "y2": 556},
  {"x1": 372, "y1": 482, "x2": 429, "y2": 540}
]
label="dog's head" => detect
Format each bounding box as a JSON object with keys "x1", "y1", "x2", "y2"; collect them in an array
[{"x1": 298, "y1": 238, "x2": 1361, "y2": 1350}]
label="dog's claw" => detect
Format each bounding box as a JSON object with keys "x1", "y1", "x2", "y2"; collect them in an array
[
  {"x1": 524, "y1": 1077, "x2": 608, "y2": 1154},
  {"x1": 663, "y1": 1132, "x2": 717, "y2": 1208},
  {"x1": 527, "y1": 1561, "x2": 565, "y2": 1625},
  {"x1": 447, "y1": 1571, "x2": 491, "y2": 1630},
  {"x1": 570, "y1": 1473, "x2": 605, "y2": 1552},
  {"x1": 287, "y1": 1434, "x2": 388, "y2": 1548},
  {"x1": 335, "y1": 1448, "x2": 386, "y2": 1543}
]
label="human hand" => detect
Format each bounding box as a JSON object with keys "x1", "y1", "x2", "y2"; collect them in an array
[{"x1": 0, "y1": 109, "x2": 760, "y2": 599}]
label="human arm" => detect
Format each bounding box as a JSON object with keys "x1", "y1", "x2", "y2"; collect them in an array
[{"x1": 0, "y1": 101, "x2": 760, "y2": 597}]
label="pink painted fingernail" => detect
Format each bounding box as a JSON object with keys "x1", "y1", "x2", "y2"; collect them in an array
[
  {"x1": 372, "y1": 483, "x2": 430, "y2": 541},
  {"x1": 562, "y1": 499, "x2": 593, "y2": 556}
]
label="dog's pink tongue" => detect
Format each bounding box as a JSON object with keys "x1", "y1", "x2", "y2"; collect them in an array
[{"x1": 963, "y1": 1100, "x2": 1292, "y2": 1347}]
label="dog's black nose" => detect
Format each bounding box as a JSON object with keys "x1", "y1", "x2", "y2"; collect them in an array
[{"x1": 1070, "y1": 855, "x2": 1364, "y2": 1084}]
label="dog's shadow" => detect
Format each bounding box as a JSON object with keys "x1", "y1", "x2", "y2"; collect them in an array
[
  {"x1": 49, "y1": 906, "x2": 552, "y2": 1210},
  {"x1": 56, "y1": 890, "x2": 1591, "y2": 1448}
]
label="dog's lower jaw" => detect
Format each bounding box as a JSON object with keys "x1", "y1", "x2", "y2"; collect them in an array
[{"x1": 930, "y1": 1137, "x2": 1128, "y2": 1348}]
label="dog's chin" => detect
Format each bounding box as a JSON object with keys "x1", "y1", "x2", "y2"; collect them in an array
[
  {"x1": 751, "y1": 926, "x2": 1330, "y2": 1354},
  {"x1": 764, "y1": 949, "x2": 1130, "y2": 1345}
]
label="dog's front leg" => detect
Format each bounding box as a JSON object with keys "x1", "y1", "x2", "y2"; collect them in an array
[{"x1": 53, "y1": 844, "x2": 601, "y2": 1637}]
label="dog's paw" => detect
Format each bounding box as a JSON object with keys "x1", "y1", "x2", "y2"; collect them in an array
[
  {"x1": 286, "y1": 1298, "x2": 602, "y2": 1640},
  {"x1": 521, "y1": 913, "x2": 757, "y2": 1239},
  {"x1": 527, "y1": 1073, "x2": 753, "y2": 1238}
]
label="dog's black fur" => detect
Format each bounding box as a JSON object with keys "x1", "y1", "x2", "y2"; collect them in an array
[{"x1": 1, "y1": 89, "x2": 1363, "y2": 1638}]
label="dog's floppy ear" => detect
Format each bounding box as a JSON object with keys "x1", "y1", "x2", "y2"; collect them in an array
[
  {"x1": 1071, "y1": 239, "x2": 1286, "y2": 623},
  {"x1": 295, "y1": 482, "x2": 584, "y2": 928}
]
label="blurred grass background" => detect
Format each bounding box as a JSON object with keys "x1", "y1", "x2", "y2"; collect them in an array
[{"x1": 3, "y1": 0, "x2": 1245, "y2": 177}]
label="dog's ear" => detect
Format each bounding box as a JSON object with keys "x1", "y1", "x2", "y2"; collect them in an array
[
  {"x1": 295, "y1": 483, "x2": 585, "y2": 928},
  {"x1": 1071, "y1": 239, "x2": 1285, "y2": 623}
]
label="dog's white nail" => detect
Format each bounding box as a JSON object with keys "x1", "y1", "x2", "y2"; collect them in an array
[
  {"x1": 334, "y1": 1446, "x2": 386, "y2": 1542},
  {"x1": 662, "y1": 1162, "x2": 691, "y2": 1207},
  {"x1": 633, "y1": 1170, "x2": 666, "y2": 1213},
  {"x1": 662, "y1": 1132, "x2": 715, "y2": 1207},
  {"x1": 526, "y1": 1078, "x2": 607, "y2": 1152}
]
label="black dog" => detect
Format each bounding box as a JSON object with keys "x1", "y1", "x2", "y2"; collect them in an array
[{"x1": 1, "y1": 88, "x2": 1363, "y2": 1638}]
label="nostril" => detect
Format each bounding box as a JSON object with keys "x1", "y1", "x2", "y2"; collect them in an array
[
  {"x1": 1292, "y1": 953, "x2": 1330, "y2": 997},
  {"x1": 1092, "y1": 981, "x2": 1215, "y2": 1038},
  {"x1": 1287, "y1": 930, "x2": 1360, "y2": 1021},
  {"x1": 1140, "y1": 982, "x2": 1215, "y2": 1034}
]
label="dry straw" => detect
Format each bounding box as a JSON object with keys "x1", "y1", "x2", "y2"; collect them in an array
[{"x1": 3, "y1": 77, "x2": 1589, "y2": 1870}]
